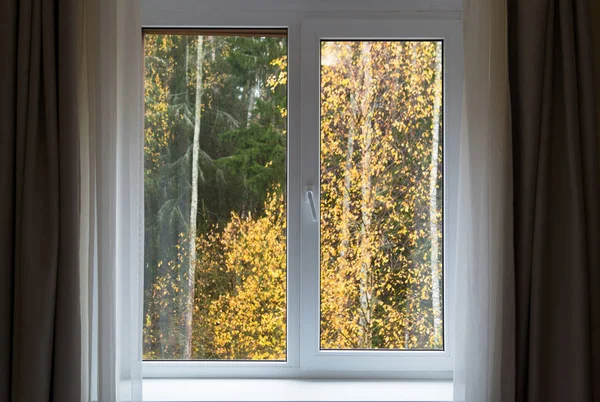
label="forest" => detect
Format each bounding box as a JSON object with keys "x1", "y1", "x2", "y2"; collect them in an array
[{"x1": 143, "y1": 33, "x2": 443, "y2": 360}]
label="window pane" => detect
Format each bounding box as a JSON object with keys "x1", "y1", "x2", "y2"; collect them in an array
[
  {"x1": 320, "y1": 41, "x2": 443, "y2": 350},
  {"x1": 143, "y1": 31, "x2": 287, "y2": 360}
]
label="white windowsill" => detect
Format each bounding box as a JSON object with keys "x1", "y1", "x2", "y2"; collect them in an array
[{"x1": 143, "y1": 379, "x2": 453, "y2": 402}]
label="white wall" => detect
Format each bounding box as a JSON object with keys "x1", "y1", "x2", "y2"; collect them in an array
[{"x1": 141, "y1": 0, "x2": 462, "y2": 24}]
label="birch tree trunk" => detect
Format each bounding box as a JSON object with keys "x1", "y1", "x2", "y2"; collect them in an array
[
  {"x1": 185, "y1": 36, "x2": 190, "y2": 104},
  {"x1": 246, "y1": 78, "x2": 259, "y2": 126},
  {"x1": 358, "y1": 42, "x2": 374, "y2": 349},
  {"x1": 341, "y1": 114, "x2": 355, "y2": 263},
  {"x1": 341, "y1": 49, "x2": 358, "y2": 302},
  {"x1": 429, "y1": 42, "x2": 443, "y2": 347},
  {"x1": 183, "y1": 36, "x2": 204, "y2": 359}
]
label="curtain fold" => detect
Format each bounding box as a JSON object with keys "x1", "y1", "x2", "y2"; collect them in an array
[
  {"x1": 0, "y1": 0, "x2": 81, "y2": 401},
  {"x1": 593, "y1": 0, "x2": 600, "y2": 136},
  {"x1": 453, "y1": 0, "x2": 514, "y2": 401},
  {"x1": 79, "y1": 0, "x2": 144, "y2": 401},
  {"x1": 508, "y1": 0, "x2": 600, "y2": 401}
]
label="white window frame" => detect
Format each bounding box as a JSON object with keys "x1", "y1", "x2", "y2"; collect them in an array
[{"x1": 141, "y1": 0, "x2": 463, "y2": 381}]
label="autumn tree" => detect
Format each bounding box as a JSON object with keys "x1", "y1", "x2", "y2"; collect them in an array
[
  {"x1": 143, "y1": 35, "x2": 443, "y2": 360},
  {"x1": 197, "y1": 190, "x2": 286, "y2": 359},
  {"x1": 320, "y1": 41, "x2": 443, "y2": 350},
  {"x1": 143, "y1": 33, "x2": 287, "y2": 359}
]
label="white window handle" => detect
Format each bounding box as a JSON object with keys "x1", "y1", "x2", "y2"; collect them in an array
[{"x1": 305, "y1": 186, "x2": 318, "y2": 222}]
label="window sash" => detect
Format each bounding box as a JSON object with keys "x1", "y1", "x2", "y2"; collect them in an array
[{"x1": 299, "y1": 19, "x2": 461, "y2": 375}]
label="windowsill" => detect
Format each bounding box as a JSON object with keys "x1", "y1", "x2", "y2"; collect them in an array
[{"x1": 143, "y1": 379, "x2": 453, "y2": 402}]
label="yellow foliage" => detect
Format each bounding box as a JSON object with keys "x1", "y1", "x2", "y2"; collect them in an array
[
  {"x1": 200, "y1": 190, "x2": 287, "y2": 359},
  {"x1": 143, "y1": 40, "x2": 444, "y2": 360}
]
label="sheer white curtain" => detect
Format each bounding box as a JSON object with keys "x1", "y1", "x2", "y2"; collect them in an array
[
  {"x1": 453, "y1": 0, "x2": 514, "y2": 401},
  {"x1": 79, "y1": 0, "x2": 144, "y2": 401}
]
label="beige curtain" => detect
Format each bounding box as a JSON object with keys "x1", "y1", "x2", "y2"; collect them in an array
[
  {"x1": 453, "y1": 0, "x2": 514, "y2": 401},
  {"x1": 78, "y1": 0, "x2": 144, "y2": 400},
  {"x1": 0, "y1": 0, "x2": 81, "y2": 401}
]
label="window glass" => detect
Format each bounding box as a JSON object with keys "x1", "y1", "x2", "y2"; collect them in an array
[
  {"x1": 319, "y1": 41, "x2": 444, "y2": 350},
  {"x1": 143, "y1": 31, "x2": 287, "y2": 360}
]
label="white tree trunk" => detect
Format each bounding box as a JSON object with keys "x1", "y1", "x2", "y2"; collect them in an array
[
  {"x1": 341, "y1": 114, "x2": 355, "y2": 261},
  {"x1": 429, "y1": 42, "x2": 443, "y2": 347},
  {"x1": 341, "y1": 49, "x2": 358, "y2": 278},
  {"x1": 358, "y1": 42, "x2": 374, "y2": 349},
  {"x1": 246, "y1": 78, "x2": 259, "y2": 126},
  {"x1": 183, "y1": 36, "x2": 204, "y2": 359}
]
